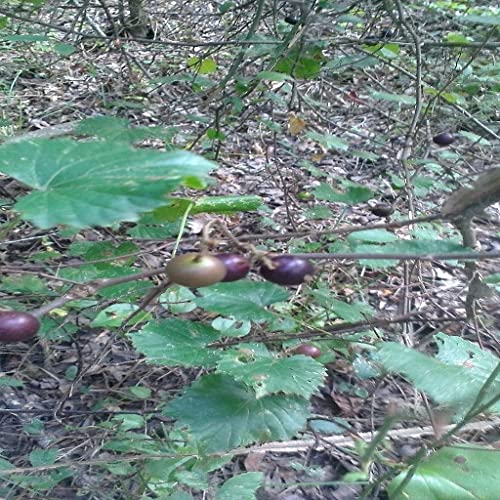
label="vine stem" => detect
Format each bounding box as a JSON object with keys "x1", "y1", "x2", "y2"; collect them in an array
[{"x1": 27, "y1": 249, "x2": 500, "y2": 318}]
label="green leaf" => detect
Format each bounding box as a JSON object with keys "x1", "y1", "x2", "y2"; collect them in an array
[
  {"x1": 0, "y1": 457, "x2": 15, "y2": 470},
  {"x1": 309, "y1": 418, "x2": 349, "y2": 434},
  {"x1": 166, "y1": 493, "x2": 194, "y2": 500},
  {"x1": 0, "y1": 138, "x2": 214, "y2": 229},
  {"x1": 1, "y1": 274, "x2": 57, "y2": 296},
  {"x1": 152, "y1": 74, "x2": 214, "y2": 88},
  {"x1": 191, "y1": 195, "x2": 263, "y2": 214},
  {"x1": 90, "y1": 303, "x2": 151, "y2": 327},
  {"x1": 304, "y1": 205, "x2": 334, "y2": 219},
  {"x1": 274, "y1": 48, "x2": 322, "y2": 79},
  {"x1": 102, "y1": 461, "x2": 136, "y2": 476},
  {"x1": 23, "y1": 418, "x2": 44, "y2": 435},
  {"x1": 104, "y1": 433, "x2": 157, "y2": 453},
  {"x1": 326, "y1": 55, "x2": 379, "y2": 71},
  {"x1": 348, "y1": 237, "x2": 467, "y2": 269},
  {"x1": 161, "y1": 285, "x2": 197, "y2": 314},
  {"x1": 1, "y1": 34, "x2": 51, "y2": 42},
  {"x1": 59, "y1": 265, "x2": 153, "y2": 300},
  {"x1": 313, "y1": 182, "x2": 373, "y2": 204},
  {"x1": 347, "y1": 230, "x2": 399, "y2": 244},
  {"x1": 9, "y1": 469, "x2": 72, "y2": 490},
  {"x1": 130, "y1": 319, "x2": 222, "y2": 367},
  {"x1": 216, "y1": 472, "x2": 264, "y2": 500},
  {"x1": 207, "y1": 128, "x2": 225, "y2": 140},
  {"x1": 187, "y1": 57, "x2": 217, "y2": 74},
  {"x1": 110, "y1": 414, "x2": 145, "y2": 431},
  {"x1": 194, "y1": 281, "x2": 289, "y2": 322},
  {"x1": 53, "y1": 42, "x2": 76, "y2": 56},
  {"x1": 166, "y1": 374, "x2": 310, "y2": 452},
  {"x1": 76, "y1": 116, "x2": 178, "y2": 144},
  {"x1": 217, "y1": 343, "x2": 326, "y2": 398},
  {"x1": 75, "y1": 116, "x2": 130, "y2": 139},
  {"x1": 211, "y1": 317, "x2": 251, "y2": 337},
  {"x1": 485, "y1": 273, "x2": 500, "y2": 289},
  {"x1": 306, "y1": 131, "x2": 349, "y2": 151},
  {"x1": 0, "y1": 376, "x2": 24, "y2": 388},
  {"x1": 256, "y1": 71, "x2": 292, "y2": 81},
  {"x1": 29, "y1": 448, "x2": 58, "y2": 467},
  {"x1": 460, "y1": 15, "x2": 500, "y2": 26},
  {"x1": 370, "y1": 91, "x2": 416, "y2": 105},
  {"x1": 459, "y1": 130, "x2": 491, "y2": 146},
  {"x1": 446, "y1": 32, "x2": 469, "y2": 44},
  {"x1": 329, "y1": 298, "x2": 374, "y2": 322},
  {"x1": 377, "y1": 340, "x2": 500, "y2": 416},
  {"x1": 377, "y1": 239, "x2": 466, "y2": 254},
  {"x1": 434, "y1": 333, "x2": 500, "y2": 388},
  {"x1": 126, "y1": 221, "x2": 182, "y2": 239},
  {"x1": 388, "y1": 446, "x2": 500, "y2": 499},
  {"x1": 73, "y1": 240, "x2": 138, "y2": 266},
  {"x1": 128, "y1": 386, "x2": 152, "y2": 399},
  {"x1": 144, "y1": 457, "x2": 192, "y2": 480}
]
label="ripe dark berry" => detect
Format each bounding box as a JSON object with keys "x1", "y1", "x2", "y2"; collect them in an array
[
  {"x1": 216, "y1": 253, "x2": 251, "y2": 282},
  {"x1": 166, "y1": 253, "x2": 226, "y2": 288},
  {"x1": 370, "y1": 203, "x2": 394, "y2": 217},
  {"x1": 260, "y1": 255, "x2": 314, "y2": 286},
  {"x1": 284, "y1": 15, "x2": 298, "y2": 25},
  {"x1": 433, "y1": 132, "x2": 455, "y2": 146},
  {"x1": 0, "y1": 311, "x2": 40, "y2": 343},
  {"x1": 294, "y1": 344, "x2": 321, "y2": 358}
]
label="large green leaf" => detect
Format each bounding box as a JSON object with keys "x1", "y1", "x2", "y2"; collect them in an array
[
  {"x1": 329, "y1": 298, "x2": 374, "y2": 322},
  {"x1": 460, "y1": 14, "x2": 500, "y2": 26},
  {"x1": 348, "y1": 237, "x2": 468, "y2": 269},
  {"x1": 313, "y1": 182, "x2": 373, "y2": 204},
  {"x1": 90, "y1": 303, "x2": 151, "y2": 327},
  {"x1": 347, "y1": 230, "x2": 399, "y2": 244},
  {"x1": 306, "y1": 131, "x2": 349, "y2": 151},
  {"x1": 166, "y1": 374, "x2": 310, "y2": 452},
  {"x1": 378, "y1": 340, "x2": 500, "y2": 416},
  {"x1": 152, "y1": 195, "x2": 263, "y2": 221},
  {"x1": 0, "y1": 138, "x2": 214, "y2": 229},
  {"x1": 75, "y1": 116, "x2": 174, "y2": 143},
  {"x1": 59, "y1": 264, "x2": 153, "y2": 300},
  {"x1": 216, "y1": 472, "x2": 264, "y2": 500},
  {"x1": 434, "y1": 333, "x2": 500, "y2": 388},
  {"x1": 194, "y1": 281, "x2": 289, "y2": 322},
  {"x1": 388, "y1": 446, "x2": 500, "y2": 499},
  {"x1": 274, "y1": 47, "x2": 322, "y2": 79},
  {"x1": 216, "y1": 343, "x2": 326, "y2": 398},
  {"x1": 370, "y1": 90, "x2": 416, "y2": 105},
  {"x1": 130, "y1": 319, "x2": 222, "y2": 367}
]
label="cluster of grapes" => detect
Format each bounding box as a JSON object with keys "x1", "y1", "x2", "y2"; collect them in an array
[
  {"x1": 166, "y1": 253, "x2": 314, "y2": 288},
  {"x1": 0, "y1": 253, "x2": 314, "y2": 344}
]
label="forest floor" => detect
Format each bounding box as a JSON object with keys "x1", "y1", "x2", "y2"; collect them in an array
[{"x1": 1, "y1": 1, "x2": 499, "y2": 499}]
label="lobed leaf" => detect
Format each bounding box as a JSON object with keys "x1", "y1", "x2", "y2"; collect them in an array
[
  {"x1": 388, "y1": 446, "x2": 500, "y2": 499},
  {"x1": 0, "y1": 138, "x2": 214, "y2": 229},
  {"x1": 166, "y1": 374, "x2": 310, "y2": 452},
  {"x1": 377, "y1": 340, "x2": 500, "y2": 417},
  {"x1": 194, "y1": 281, "x2": 289, "y2": 322},
  {"x1": 217, "y1": 343, "x2": 326, "y2": 398},
  {"x1": 130, "y1": 319, "x2": 222, "y2": 368}
]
